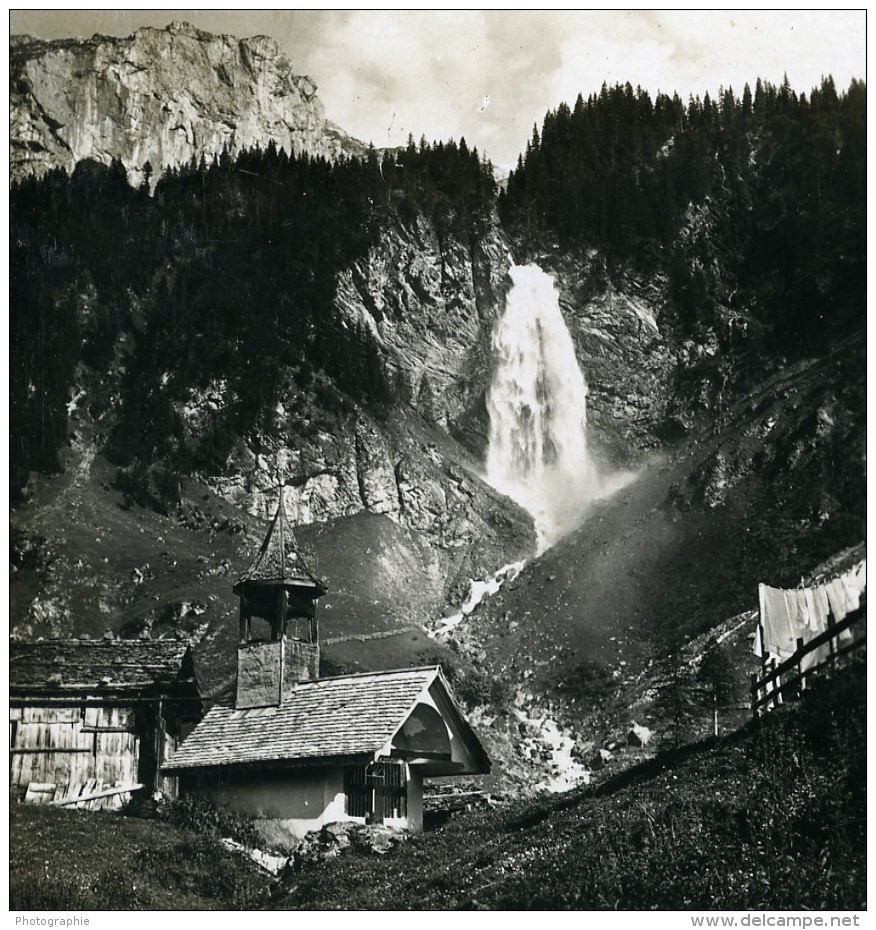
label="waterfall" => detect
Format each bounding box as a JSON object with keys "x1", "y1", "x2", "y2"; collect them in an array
[{"x1": 486, "y1": 263, "x2": 601, "y2": 551}]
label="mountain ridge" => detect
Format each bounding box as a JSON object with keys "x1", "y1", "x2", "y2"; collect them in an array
[{"x1": 10, "y1": 20, "x2": 365, "y2": 189}]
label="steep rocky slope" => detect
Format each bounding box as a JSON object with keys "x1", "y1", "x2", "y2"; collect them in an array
[
  {"x1": 335, "y1": 213, "x2": 512, "y2": 450},
  {"x1": 10, "y1": 152, "x2": 535, "y2": 717},
  {"x1": 214, "y1": 209, "x2": 516, "y2": 535},
  {"x1": 10, "y1": 16, "x2": 537, "y2": 649},
  {"x1": 11, "y1": 21, "x2": 362, "y2": 188},
  {"x1": 203, "y1": 399, "x2": 534, "y2": 603},
  {"x1": 153, "y1": 202, "x2": 531, "y2": 595},
  {"x1": 10, "y1": 413, "x2": 531, "y2": 696},
  {"x1": 10, "y1": 205, "x2": 535, "y2": 672}
]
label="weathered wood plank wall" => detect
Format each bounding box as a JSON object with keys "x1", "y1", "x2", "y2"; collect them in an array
[{"x1": 10, "y1": 704, "x2": 143, "y2": 806}]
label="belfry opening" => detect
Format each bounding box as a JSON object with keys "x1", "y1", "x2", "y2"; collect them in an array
[{"x1": 232, "y1": 491, "x2": 327, "y2": 708}]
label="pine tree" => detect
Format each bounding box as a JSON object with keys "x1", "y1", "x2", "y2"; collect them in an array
[
  {"x1": 741, "y1": 82, "x2": 753, "y2": 124},
  {"x1": 653, "y1": 646, "x2": 698, "y2": 749},
  {"x1": 140, "y1": 160, "x2": 154, "y2": 194}
]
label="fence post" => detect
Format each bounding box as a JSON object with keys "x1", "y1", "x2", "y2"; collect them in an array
[
  {"x1": 827, "y1": 612, "x2": 837, "y2": 671},
  {"x1": 750, "y1": 672, "x2": 759, "y2": 717},
  {"x1": 771, "y1": 658, "x2": 782, "y2": 708},
  {"x1": 796, "y1": 636, "x2": 806, "y2": 694}
]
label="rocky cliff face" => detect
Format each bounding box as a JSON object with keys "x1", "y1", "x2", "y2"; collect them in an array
[
  {"x1": 510, "y1": 221, "x2": 766, "y2": 463},
  {"x1": 12, "y1": 235, "x2": 537, "y2": 672},
  {"x1": 516, "y1": 245, "x2": 676, "y2": 460},
  {"x1": 335, "y1": 213, "x2": 513, "y2": 449},
  {"x1": 194, "y1": 213, "x2": 532, "y2": 598},
  {"x1": 206, "y1": 405, "x2": 534, "y2": 603},
  {"x1": 10, "y1": 20, "x2": 535, "y2": 593},
  {"x1": 11, "y1": 21, "x2": 360, "y2": 188}
]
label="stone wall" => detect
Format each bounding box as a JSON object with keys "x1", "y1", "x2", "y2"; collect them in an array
[
  {"x1": 283, "y1": 639, "x2": 320, "y2": 691},
  {"x1": 236, "y1": 640, "x2": 282, "y2": 709},
  {"x1": 236, "y1": 637, "x2": 320, "y2": 708}
]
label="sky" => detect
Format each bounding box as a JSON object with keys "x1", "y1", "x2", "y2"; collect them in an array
[{"x1": 8, "y1": 9, "x2": 868, "y2": 169}]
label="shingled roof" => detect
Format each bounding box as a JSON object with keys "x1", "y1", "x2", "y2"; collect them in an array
[
  {"x1": 9, "y1": 639, "x2": 197, "y2": 696},
  {"x1": 233, "y1": 493, "x2": 326, "y2": 595},
  {"x1": 164, "y1": 666, "x2": 476, "y2": 771}
]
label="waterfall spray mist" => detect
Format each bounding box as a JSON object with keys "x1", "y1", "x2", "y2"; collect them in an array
[{"x1": 486, "y1": 264, "x2": 619, "y2": 551}]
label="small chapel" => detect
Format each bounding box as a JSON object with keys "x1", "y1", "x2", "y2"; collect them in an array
[{"x1": 163, "y1": 494, "x2": 490, "y2": 844}]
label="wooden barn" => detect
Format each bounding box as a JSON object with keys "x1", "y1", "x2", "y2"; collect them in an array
[
  {"x1": 163, "y1": 495, "x2": 490, "y2": 844},
  {"x1": 9, "y1": 638, "x2": 202, "y2": 809}
]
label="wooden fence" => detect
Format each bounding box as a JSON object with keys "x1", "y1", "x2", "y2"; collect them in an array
[{"x1": 750, "y1": 603, "x2": 866, "y2": 715}]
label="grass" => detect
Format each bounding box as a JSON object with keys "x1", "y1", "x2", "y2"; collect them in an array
[
  {"x1": 11, "y1": 658, "x2": 864, "y2": 911},
  {"x1": 10, "y1": 804, "x2": 274, "y2": 910}
]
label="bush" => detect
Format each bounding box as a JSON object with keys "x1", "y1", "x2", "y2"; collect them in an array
[
  {"x1": 318, "y1": 653, "x2": 357, "y2": 678},
  {"x1": 158, "y1": 794, "x2": 261, "y2": 849},
  {"x1": 489, "y1": 676, "x2": 515, "y2": 711},
  {"x1": 452, "y1": 668, "x2": 492, "y2": 708},
  {"x1": 416, "y1": 649, "x2": 510, "y2": 710}
]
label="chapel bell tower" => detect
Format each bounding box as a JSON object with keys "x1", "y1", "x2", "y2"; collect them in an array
[{"x1": 233, "y1": 491, "x2": 327, "y2": 709}]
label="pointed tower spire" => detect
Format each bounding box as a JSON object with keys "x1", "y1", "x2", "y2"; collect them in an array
[{"x1": 233, "y1": 490, "x2": 325, "y2": 594}]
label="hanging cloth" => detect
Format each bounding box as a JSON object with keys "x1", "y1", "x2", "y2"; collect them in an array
[
  {"x1": 836, "y1": 569, "x2": 862, "y2": 643},
  {"x1": 755, "y1": 560, "x2": 866, "y2": 661},
  {"x1": 813, "y1": 585, "x2": 831, "y2": 631},
  {"x1": 801, "y1": 641, "x2": 830, "y2": 672},
  {"x1": 759, "y1": 584, "x2": 802, "y2": 659},
  {"x1": 841, "y1": 571, "x2": 861, "y2": 612},
  {"x1": 753, "y1": 622, "x2": 764, "y2": 658},
  {"x1": 803, "y1": 587, "x2": 821, "y2": 634},
  {"x1": 793, "y1": 588, "x2": 811, "y2": 631},
  {"x1": 825, "y1": 578, "x2": 849, "y2": 625},
  {"x1": 854, "y1": 559, "x2": 867, "y2": 592}
]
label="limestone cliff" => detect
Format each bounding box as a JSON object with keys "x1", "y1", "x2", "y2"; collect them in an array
[
  {"x1": 11, "y1": 21, "x2": 361, "y2": 188},
  {"x1": 335, "y1": 213, "x2": 513, "y2": 449},
  {"x1": 207, "y1": 406, "x2": 534, "y2": 604}
]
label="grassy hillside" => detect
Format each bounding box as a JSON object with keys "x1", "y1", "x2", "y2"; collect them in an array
[
  {"x1": 10, "y1": 803, "x2": 274, "y2": 910},
  {"x1": 11, "y1": 659, "x2": 865, "y2": 910},
  {"x1": 9, "y1": 442, "x2": 463, "y2": 697},
  {"x1": 278, "y1": 659, "x2": 866, "y2": 910}
]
